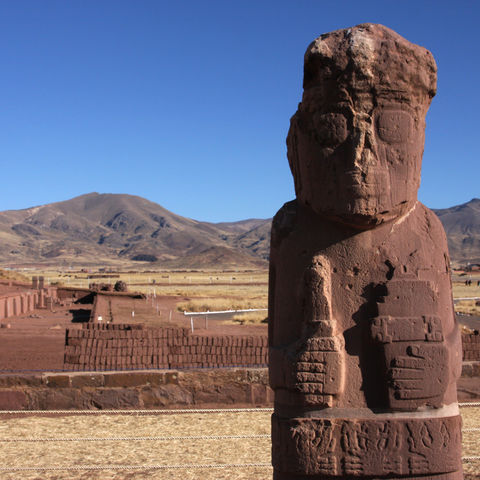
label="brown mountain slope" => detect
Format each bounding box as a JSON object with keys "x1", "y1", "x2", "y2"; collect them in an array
[
  {"x1": 2, "y1": 194, "x2": 476, "y2": 269},
  {"x1": 0, "y1": 193, "x2": 270, "y2": 268},
  {"x1": 433, "y1": 198, "x2": 480, "y2": 265}
]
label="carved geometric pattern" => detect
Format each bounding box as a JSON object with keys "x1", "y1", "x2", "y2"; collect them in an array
[
  {"x1": 272, "y1": 414, "x2": 462, "y2": 477},
  {"x1": 371, "y1": 315, "x2": 444, "y2": 344}
]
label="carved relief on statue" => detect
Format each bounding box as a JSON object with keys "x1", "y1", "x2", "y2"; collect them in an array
[
  {"x1": 272, "y1": 415, "x2": 462, "y2": 476},
  {"x1": 269, "y1": 255, "x2": 345, "y2": 407},
  {"x1": 371, "y1": 278, "x2": 449, "y2": 409}
]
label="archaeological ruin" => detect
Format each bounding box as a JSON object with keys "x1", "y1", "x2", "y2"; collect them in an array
[
  {"x1": 0, "y1": 276, "x2": 57, "y2": 320},
  {"x1": 269, "y1": 24, "x2": 463, "y2": 479}
]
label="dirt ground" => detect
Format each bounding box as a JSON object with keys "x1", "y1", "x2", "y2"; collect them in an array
[
  {"x1": 0, "y1": 407, "x2": 479, "y2": 479},
  {"x1": 0, "y1": 409, "x2": 271, "y2": 479},
  {"x1": 106, "y1": 294, "x2": 267, "y2": 336},
  {"x1": 0, "y1": 304, "x2": 79, "y2": 372},
  {"x1": 0, "y1": 294, "x2": 267, "y2": 373}
]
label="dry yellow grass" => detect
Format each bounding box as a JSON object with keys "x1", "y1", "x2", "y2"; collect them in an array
[
  {"x1": 28, "y1": 269, "x2": 480, "y2": 315},
  {"x1": 155, "y1": 283, "x2": 266, "y2": 300},
  {"x1": 19, "y1": 269, "x2": 269, "y2": 312},
  {"x1": 0, "y1": 411, "x2": 271, "y2": 480},
  {"x1": 455, "y1": 299, "x2": 480, "y2": 317},
  {"x1": 0, "y1": 407, "x2": 479, "y2": 479},
  {"x1": 177, "y1": 297, "x2": 266, "y2": 313},
  {"x1": 229, "y1": 311, "x2": 268, "y2": 325},
  {"x1": 461, "y1": 406, "x2": 480, "y2": 476},
  {"x1": 0, "y1": 267, "x2": 30, "y2": 283},
  {"x1": 453, "y1": 281, "x2": 480, "y2": 300},
  {"x1": 20, "y1": 268, "x2": 480, "y2": 299},
  {"x1": 21, "y1": 270, "x2": 268, "y2": 289}
]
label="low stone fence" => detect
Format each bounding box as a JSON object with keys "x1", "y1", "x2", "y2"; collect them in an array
[
  {"x1": 0, "y1": 368, "x2": 272, "y2": 410},
  {"x1": 64, "y1": 323, "x2": 268, "y2": 371}
]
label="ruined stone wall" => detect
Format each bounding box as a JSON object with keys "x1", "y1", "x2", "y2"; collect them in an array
[
  {"x1": 0, "y1": 291, "x2": 38, "y2": 319},
  {"x1": 0, "y1": 368, "x2": 272, "y2": 410},
  {"x1": 64, "y1": 323, "x2": 268, "y2": 371},
  {"x1": 0, "y1": 276, "x2": 60, "y2": 319},
  {"x1": 56, "y1": 287, "x2": 93, "y2": 303}
]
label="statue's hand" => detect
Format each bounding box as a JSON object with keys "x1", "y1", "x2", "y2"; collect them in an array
[
  {"x1": 269, "y1": 332, "x2": 344, "y2": 405},
  {"x1": 388, "y1": 343, "x2": 448, "y2": 404},
  {"x1": 291, "y1": 334, "x2": 344, "y2": 397}
]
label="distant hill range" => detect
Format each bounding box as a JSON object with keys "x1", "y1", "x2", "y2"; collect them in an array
[
  {"x1": 0, "y1": 193, "x2": 478, "y2": 269},
  {"x1": 0, "y1": 193, "x2": 270, "y2": 269},
  {"x1": 433, "y1": 198, "x2": 480, "y2": 266}
]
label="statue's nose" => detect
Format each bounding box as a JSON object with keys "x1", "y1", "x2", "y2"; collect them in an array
[
  {"x1": 349, "y1": 121, "x2": 375, "y2": 171},
  {"x1": 352, "y1": 130, "x2": 366, "y2": 169}
]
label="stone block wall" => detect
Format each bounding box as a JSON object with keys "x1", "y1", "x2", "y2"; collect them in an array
[
  {"x1": 462, "y1": 333, "x2": 480, "y2": 361},
  {"x1": 64, "y1": 323, "x2": 268, "y2": 371},
  {"x1": 0, "y1": 368, "x2": 273, "y2": 410}
]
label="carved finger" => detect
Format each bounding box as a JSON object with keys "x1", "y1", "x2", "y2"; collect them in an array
[
  {"x1": 391, "y1": 379, "x2": 424, "y2": 392},
  {"x1": 393, "y1": 386, "x2": 423, "y2": 399},
  {"x1": 296, "y1": 362, "x2": 326, "y2": 373},
  {"x1": 389, "y1": 367, "x2": 424, "y2": 380},
  {"x1": 392, "y1": 357, "x2": 422, "y2": 369}
]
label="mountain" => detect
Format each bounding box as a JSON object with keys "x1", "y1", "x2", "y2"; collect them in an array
[
  {"x1": 433, "y1": 198, "x2": 480, "y2": 266},
  {"x1": 0, "y1": 193, "x2": 271, "y2": 269},
  {"x1": 1, "y1": 194, "x2": 478, "y2": 269}
]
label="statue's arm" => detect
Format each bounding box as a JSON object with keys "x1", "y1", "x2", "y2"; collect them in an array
[{"x1": 370, "y1": 206, "x2": 461, "y2": 409}]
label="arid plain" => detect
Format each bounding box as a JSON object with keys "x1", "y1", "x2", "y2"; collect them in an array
[{"x1": 1, "y1": 266, "x2": 480, "y2": 478}]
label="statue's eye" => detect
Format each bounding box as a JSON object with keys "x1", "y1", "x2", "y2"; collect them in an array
[
  {"x1": 312, "y1": 113, "x2": 348, "y2": 146},
  {"x1": 376, "y1": 111, "x2": 413, "y2": 143}
]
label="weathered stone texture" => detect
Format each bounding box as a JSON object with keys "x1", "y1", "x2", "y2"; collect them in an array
[
  {"x1": 0, "y1": 368, "x2": 272, "y2": 410},
  {"x1": 272, "y1": 414, "x2": 462, "y2": 477},
  {"x1": 269, "y1": 23, "x2": 463, "y2": 479}
]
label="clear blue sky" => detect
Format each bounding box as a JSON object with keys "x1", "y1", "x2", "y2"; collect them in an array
[{"x1": 0, "y1": 1, "x2": 478, "y2": 222}]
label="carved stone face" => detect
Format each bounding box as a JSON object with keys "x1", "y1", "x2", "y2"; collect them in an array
[
  {"x1": 288, "y1": 95, "x2": 426, "y2": 227},
  {"x1": 287, "y1": 23, "x2": 436, "y2": 228}
]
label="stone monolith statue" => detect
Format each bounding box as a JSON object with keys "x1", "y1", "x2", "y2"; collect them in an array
[{"x1": 269, "y1": 23, "x2": 463, "y2": 479}]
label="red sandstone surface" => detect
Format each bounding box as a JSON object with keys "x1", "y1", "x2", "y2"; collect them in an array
[{"x1": 270, "y1": 23, "x2": 463, "y2": 479}]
